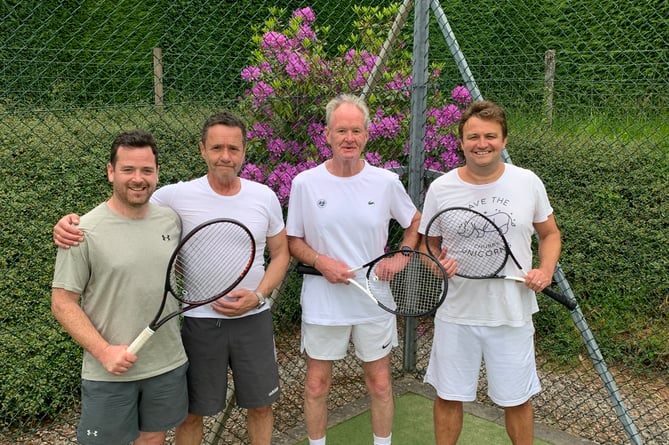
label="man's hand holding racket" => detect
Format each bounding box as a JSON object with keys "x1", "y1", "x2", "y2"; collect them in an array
[
  {"x1": 297, "y1": 249, "x2": 449, "y2": 317},
  {"x1": 310, "y1": 255, "x2": 357, "y2": 284},
  {"x1": 210, "y1": 288, "x2": 263, "y2": 317},
  {"x1": 428, "y1": 246, "x2": 459, "y2": 279},
  {"x1": 425, "y1": 206, "x2": 576, "y2": 309},
  {"x1": 96, "y1": 343, "x2": 138, "y2": 377},
  {"x1": 369, "y1": 252, "x2": 410, "y2": 281},
  {"x1": 522, "y1": 266, "x2": 554, "y2": 293}
]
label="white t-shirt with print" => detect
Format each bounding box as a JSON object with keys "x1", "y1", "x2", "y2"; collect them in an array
[{"x1": 419, "y1": 164, "x2": 553, "y2": 327}]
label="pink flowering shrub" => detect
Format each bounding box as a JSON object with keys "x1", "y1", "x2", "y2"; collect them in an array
[{"x1": 238, "y1": 5, "x2": 471, "y2": 205}]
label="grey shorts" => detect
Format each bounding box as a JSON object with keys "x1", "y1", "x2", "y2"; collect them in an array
[
  {"x1": 182, "y1": 310, "x2": 280, "y2": 415},
  {"x1": 77, "y1": 362, "x2": 188, "y2": 445}
]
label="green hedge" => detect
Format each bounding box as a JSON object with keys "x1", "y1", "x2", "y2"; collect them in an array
[{"x1": 511, "y1": 113, "x2": 668, "y2": 368}]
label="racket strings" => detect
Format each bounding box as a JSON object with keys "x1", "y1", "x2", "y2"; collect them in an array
[
  {"x1": 427, "y1": 210, "x2": 508, "y2": 279},
  {"x1": 368, "y1": 253, "x2": 446, "y2": 316},
  {"x1": 169, "y1": 223, "x2": 254, "y2": 304}
]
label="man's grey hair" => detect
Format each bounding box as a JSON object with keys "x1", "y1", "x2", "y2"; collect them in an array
[{"x1": 325, "y1": 94, "x2": 371, "y2": 129}]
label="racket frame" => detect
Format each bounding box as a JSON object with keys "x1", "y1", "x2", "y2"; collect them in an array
[
  {"x1": 425, "y1": 206, "x2": 577, "y2": 309},
  {"x1": 296, "y1": 249, "x2": 448, "y2": 317},
  {"x1": 127, "y1": 218, "x2": 255, "y2": 354}
]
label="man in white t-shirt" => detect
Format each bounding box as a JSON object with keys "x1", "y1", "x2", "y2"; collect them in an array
[
  {"x1": 286, "y1": 94, "x2": 421, "y2": 445},
  {"x1": 419, "y1": 100, "x2": 562, "y2": 445},
  {"x1": 53, "y1": 112, "x2": 290, "y2": 445}
]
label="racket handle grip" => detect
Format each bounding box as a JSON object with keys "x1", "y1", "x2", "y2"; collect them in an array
[
  {"x1": 297, "y1": 263, "x2": 322, "y2": 276},
  {"x1": 542, "y1": 286, "x2": 578, "y2": 311},
  {"x1": 127, "y1": 327, "x2": 155, "y2": 355},
  {"x1": 505, "y1": 276, "x2": 578, "y2": 311}
]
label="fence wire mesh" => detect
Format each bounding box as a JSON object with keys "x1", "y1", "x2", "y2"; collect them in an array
[{"x1": 1, "y1": 0, "x2": 667, "y2": 444}]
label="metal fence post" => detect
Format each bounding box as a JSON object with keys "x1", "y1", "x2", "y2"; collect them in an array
[
  {"x1": 153, "y1": 47, "x2": 163, "y2": 106},
  {"x1": 404, "y1": 0, "x2": 430, "y2": 373}
]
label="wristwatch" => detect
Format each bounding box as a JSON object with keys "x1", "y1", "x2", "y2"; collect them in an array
[
  {"x1": 254, "y1": 290, "x2": 266, "y2": 309},
  {"x1": 400, "y1": 245, "x2": 412, "y2": 254}
]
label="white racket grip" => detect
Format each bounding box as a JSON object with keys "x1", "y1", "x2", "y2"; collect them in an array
[
  {"x1": 504, "y1": 275, "x2": 526, "y2": 283},
  {"x1": 127, "y1": 327, "x2": 155, "y2": 355}
]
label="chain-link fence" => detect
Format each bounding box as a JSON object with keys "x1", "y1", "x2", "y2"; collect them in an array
[{"x1": 1, "y1": 0, "x2": 667, "y2": 444}]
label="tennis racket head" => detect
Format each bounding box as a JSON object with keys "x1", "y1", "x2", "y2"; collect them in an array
[
  {"x1": 167, "y1": 218, "x2": 255, "y2": 305},
  {"x1": 365, "y1": 249, "x2": 448, "y2": 317},
  {"x1": 424, "y1": 207, "x2": 510, "y2": 279}
]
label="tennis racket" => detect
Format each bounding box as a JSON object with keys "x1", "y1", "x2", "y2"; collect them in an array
[
  {"x1": 296, "y1": 249, "x2": 448, "y2": 317},
  {"x1": 127, "y1": 218, "x2": 255, "y2": 354},
  {"x1": 424, "y1": 206, "x2": 577, "y2": 310}
]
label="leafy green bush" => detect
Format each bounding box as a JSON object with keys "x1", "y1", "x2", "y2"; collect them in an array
[{"x1": 510, "y1": 115, "x2": 668, "y2": 370}]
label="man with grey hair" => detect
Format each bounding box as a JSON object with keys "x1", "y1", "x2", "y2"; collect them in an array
[{"x1": 286, "y1": 94, "x2": 422, "y2": 445}]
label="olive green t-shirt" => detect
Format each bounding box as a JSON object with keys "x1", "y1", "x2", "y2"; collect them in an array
[{"x1": 52, "y1": 202, "x2": 187, "y2": 382}]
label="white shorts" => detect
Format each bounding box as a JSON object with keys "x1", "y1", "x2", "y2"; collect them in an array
[
  {"x1": 424, "y1": 319, "x2": 541, "y2": 407},
  {"x1": 301, "y1": 318, "x2": 398, "y2": 362}
]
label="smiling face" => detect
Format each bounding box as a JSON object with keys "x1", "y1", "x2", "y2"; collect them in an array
[
  {"x1": 107, "y1": 145, "x2": 159, "y2": 211},
  {"x1": 460, "y1": 116, "x2": 508, "y2": 170},
  {"x1": 325, "y1": 102, "x2": 369, "y2": 164}
]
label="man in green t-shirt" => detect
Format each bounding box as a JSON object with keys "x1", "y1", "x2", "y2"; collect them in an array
[{"x1": 51, "y1": 130, "x2": 188, "y2": 445}]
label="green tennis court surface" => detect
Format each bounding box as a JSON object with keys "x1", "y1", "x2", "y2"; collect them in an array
[{"x1": 289, "y1": 380, "x2": 590, "y2": 445}]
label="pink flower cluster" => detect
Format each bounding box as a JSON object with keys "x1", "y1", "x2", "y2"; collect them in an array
[{"x1": 238, "y1": 6, "x2": 471, "y2": 205}]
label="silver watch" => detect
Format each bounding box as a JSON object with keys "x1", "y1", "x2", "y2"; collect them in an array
[{"x1": 254, "y1": 290, "x2": 266, "y2": 308}]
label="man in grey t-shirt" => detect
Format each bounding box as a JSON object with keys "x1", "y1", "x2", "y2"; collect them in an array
[{"x1": 51, "y1": 130, "x2": 188, "y2": 445}]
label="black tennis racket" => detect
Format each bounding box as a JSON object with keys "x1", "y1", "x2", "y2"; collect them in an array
[
  {"x1": 127, "y1": 218, "x2": 255, "y2": 354},
  {"x1": 424, "y1": 207, "x2": 576, "y2": 310},
  {"x1": 296, "y1": 249, "x2": 448, "y2": 317}
]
